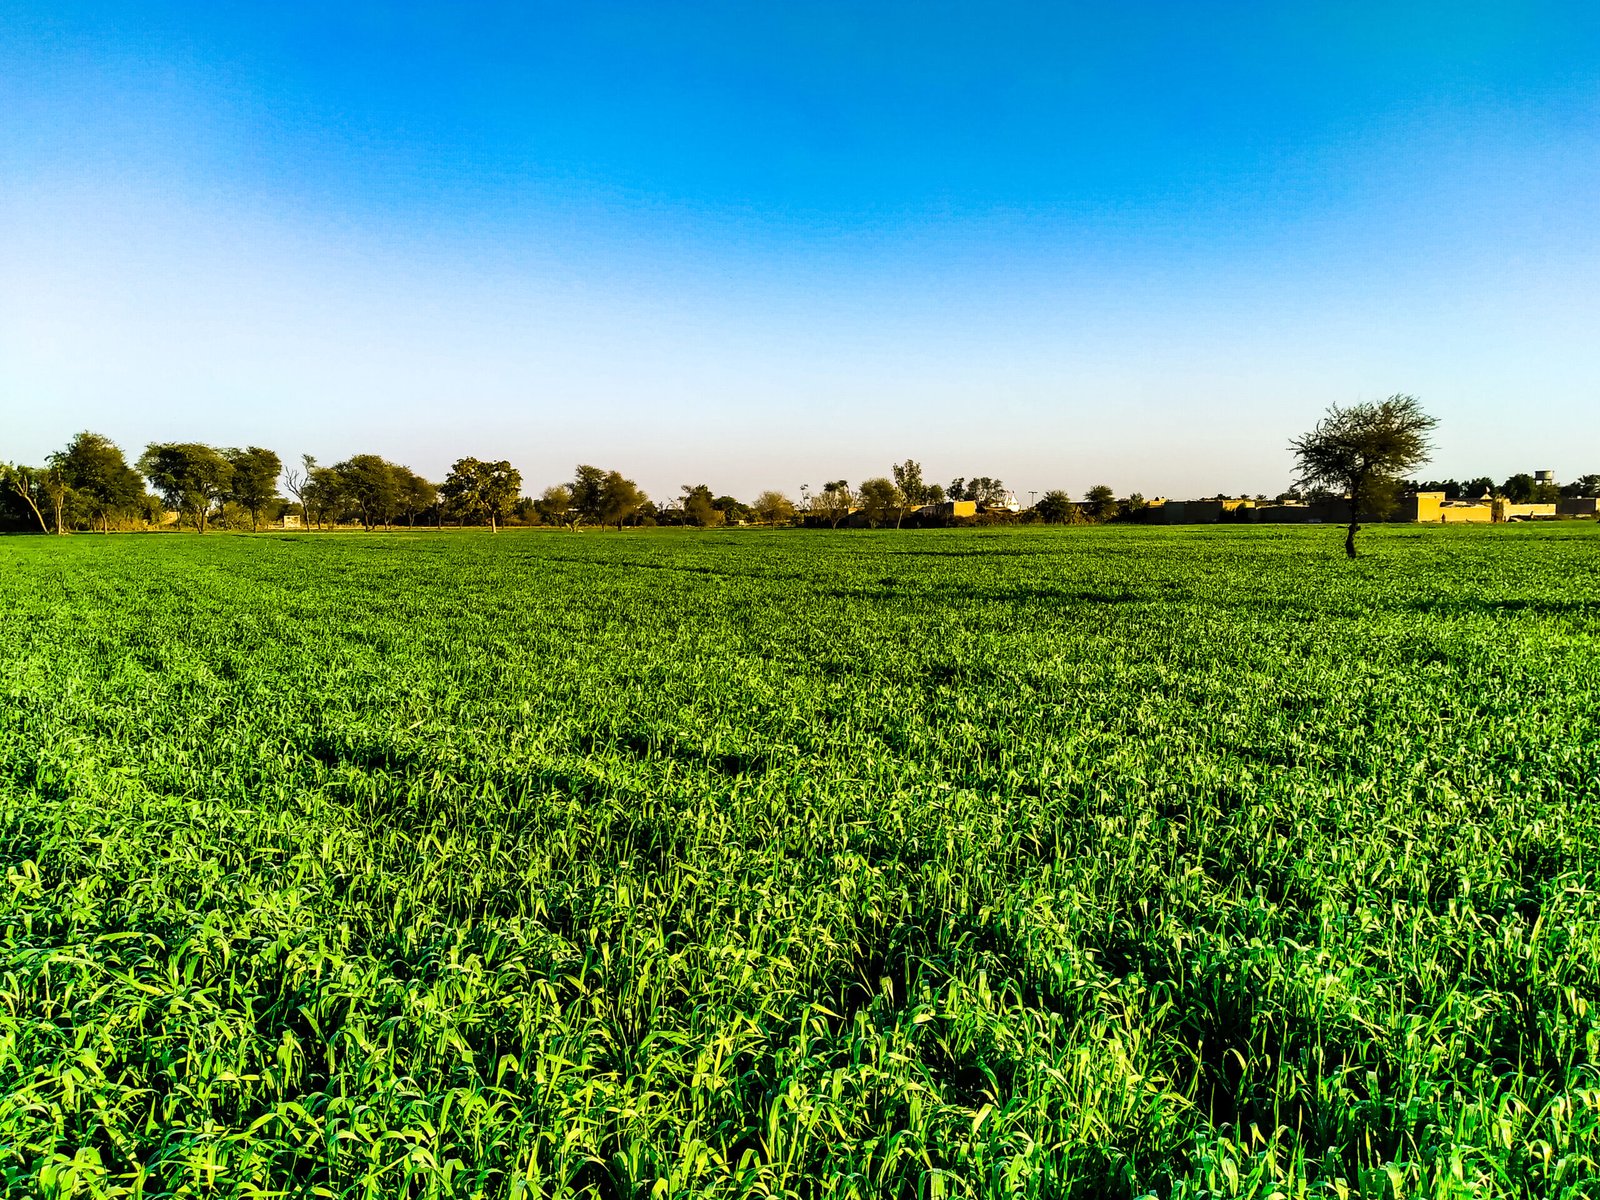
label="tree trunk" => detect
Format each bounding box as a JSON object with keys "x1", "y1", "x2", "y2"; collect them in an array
[
  {"x1": 16, "y1": 489, "x2": 47, "y2": 534},
  {"x1": 1345, "y1": 521, "x2": 1360, "y2": 559}
]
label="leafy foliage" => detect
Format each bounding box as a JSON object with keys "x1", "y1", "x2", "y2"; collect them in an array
[{"x1": 1289, "y1": 396, "x2": 1438, "y2": 557}]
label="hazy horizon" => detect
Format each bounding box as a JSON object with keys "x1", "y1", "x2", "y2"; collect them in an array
[{"x1": 4, "y1": 2, "x2": 1597, "y2": 502}]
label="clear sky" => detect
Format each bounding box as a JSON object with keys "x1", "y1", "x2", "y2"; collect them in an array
[{"x1": 3, "y1": 2, "x2": 1597, "y2": 501}]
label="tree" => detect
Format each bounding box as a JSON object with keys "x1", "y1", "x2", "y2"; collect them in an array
[
  {"x1": 1502, "y1": 473, "x2": 1535, "y2": 504},
  {"x1": 814, "y1": 480, "x2": 853, "y2": 528},
  {"x1": 570, "y1": 465, "x2": 607, "y2": 527},
  {"x1": 36, "y1": 464, "x2": 74, "y2": 535},
  {"x1": 890, "y1": 459, "x2": 928, "y2": 528},
  {"x1": 753, "y1": 490, "x2": 795, "y2": 526},
  {"x1": 535, "y1": 485, "x2": 574, "y2": 527},
  {"x1": 283, "y1": 455, "x2": 315, "y2": 530},
  {"x1": 138, "y1": 443, "x2": 234, "y2": 532},
  {"x1": 714, "y1": 495, "x2": 751, "y2": 525},
  {"x1": 331, "y1": 455, "x2": 400, "y2": 530},
  {"x1": 948, "y1": 476, "x2": 1007, "y2": 505},
  {"x1": 441, "y1": 458, "x2": 521, "y2": 531},
  {"x1": 599, "y1": 471, "x2": 646, "y2": 530},
  {"x1": 52, "y1": 432, "x2": 143, "y2": 532},
  {"x1": 1035, "y1": 490, "x2": 1076, "y2": 524},
  {"x1": 394, "y1": 467, "x2": 438, "y2": 526},
  {"x1": 857, "y1": 477, "x2": 902, "y2": 527},
  {"x1": 1561, "y1": 474, "x2": 1600, "y2": 499},
  {"x1": 1083, "y1": 484, "x2": 1119, "y2": 522},
  {"x1": 302, "y1": 464, "x2": 343, "y2": 529},
  {"x1": 1, "y1": 465, "x2": 50, "y2": 533},
  {"x1": 681, "y1": 484, "x2": 722, "y2": 527},
  {"x1": 1289, "y1": 395, "x2": 1438, "y2": 559},
  {"x1": 223, "y1": 446, "x2": 283, "y2": 531}
]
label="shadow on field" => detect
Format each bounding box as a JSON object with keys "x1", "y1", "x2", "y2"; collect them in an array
[{"x1": 1406, "y1": 596, "x2": 1599, "y2": 618}]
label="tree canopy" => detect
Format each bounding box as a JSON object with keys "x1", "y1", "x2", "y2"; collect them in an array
[
  {"x1": 139, "y1": 443, "x2": 234, "y2": 532},
  {"x1": 1289, "y1": 395, "x2": 1437, "y2": 558},
  {"x1": 224, "y1": 446, "x2": 283, "y2": 531},
  {"x1": 441, "y1": 458, "x2": 521, "y2": 531}
]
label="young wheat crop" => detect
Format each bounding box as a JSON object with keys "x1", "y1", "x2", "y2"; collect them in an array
[{"x1": 0, "y1": 524, "x2": 1596, "y2": 1198}]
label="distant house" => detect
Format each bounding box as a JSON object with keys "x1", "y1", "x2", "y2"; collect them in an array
[
  {"x1": 1558, "y1": 497, "x2": 1600, "y2": 517},
  {"x1": 1399, "y1": 493, "x2": 1494, "y2": 523}
]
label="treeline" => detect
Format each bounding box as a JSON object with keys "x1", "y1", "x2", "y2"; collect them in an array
[
  {"x1": 1403, "y1": 474, "x2": 1598, "y2": 503},
  {"x1": 5, "y1": 431, "x2": 1597, "y2": 535}
]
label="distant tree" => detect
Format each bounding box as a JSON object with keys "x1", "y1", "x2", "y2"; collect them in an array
[
  {"x1": 890, "y1": 460, "x2": 928, "y2": 528},
  {"x1": 753, "y1": 490, "x2": 795, "y2": 526},
  {"x1": 1083, "y1": 485, "x2": 1119, "y2": 522},
  {"x1": 714, "y1": 495, "x2": 751, "y2": 524},
  {"x1": 814, "y1": 480, "x2": 853, "y2": 528},
  {"x1": 52, "y1": 432, "x2": 143, "y2": 531},
  {"x1": 681, "y1": 484, "x2": 722, "y2": 527},
  {"x1": 331, "y1": 455, "x2": 400, "y2": 530},
  {"x1": 1289, "y1": 394, "x2": 1438, "y2": 559},
  {"x1": 394, "y1": 467, "x2": 438, "y2": 526},
  {"x1": 1035, "y1": 489, "x2": 1076, "y2": 524},
  {"x1": 949, "y1": 476, "x2": 1008, "y2": 505},
  {"x1": 857, "y1": 477, "x2": 902, "y2": 527},
  {"x1": 283, "y1": 455, "x2": 315, "y2": 530},
  {"x1": 535, "y1": 484, "x2": 574, "y2": 528},
  {"x1": 599, "y1": 471, "x2": 646, "y2": 529},
  {"x1": 139, "y1": 443, "x2": 234, "y2": 532},
  {"x1": 1562, "y1": 474, "x2": 1600, "y2": 499},
  {"x1": 1462, "y1": 477, "x2": 1495, "y2": 499},
  {"x1": 570, "y1": 465, "x2": 607, "y2": 527},
  {"x1": 1409, "y1": 478, "x2": 1464, "y2": 500},
  {"x1": 222, "y1": 446, "x2": 282, "y2": 531},
  {"x1": 303, "y1": 464, "x2": 343, "y2": 529},
  {"x1": 1501, "y1": 473, "x2": 1536, "y2": 504},
  {"x1": 1, "y1": 464, "x2": 50, "y2": 533},
  {"x1": 440, "y1": 458, "x2": 521, "y2": 531},
  {"x1": 36, "y1": 464, "x2": 74, "y2": 535},
  {"x1": 1124, "y1": 493, "x2": 1147, "y2": 517}
]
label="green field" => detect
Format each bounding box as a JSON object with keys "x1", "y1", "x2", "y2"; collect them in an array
[{"x1": 2, "y1": 525, "x2": 1598, "y2": 1199}]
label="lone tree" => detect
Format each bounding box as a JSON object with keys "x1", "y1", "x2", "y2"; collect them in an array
[{"x1": 1289, "y1": 395, "x2": 1437, "y2": 559}]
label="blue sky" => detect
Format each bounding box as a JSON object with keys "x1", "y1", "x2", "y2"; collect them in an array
[{"x1": 3, "y1": 1, "x2": 1597, "y2": 500}]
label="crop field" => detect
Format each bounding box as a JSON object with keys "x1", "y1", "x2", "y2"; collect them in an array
[{"x1": 1, "y1": 524, "x2": 1598, "y2": 1199}]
